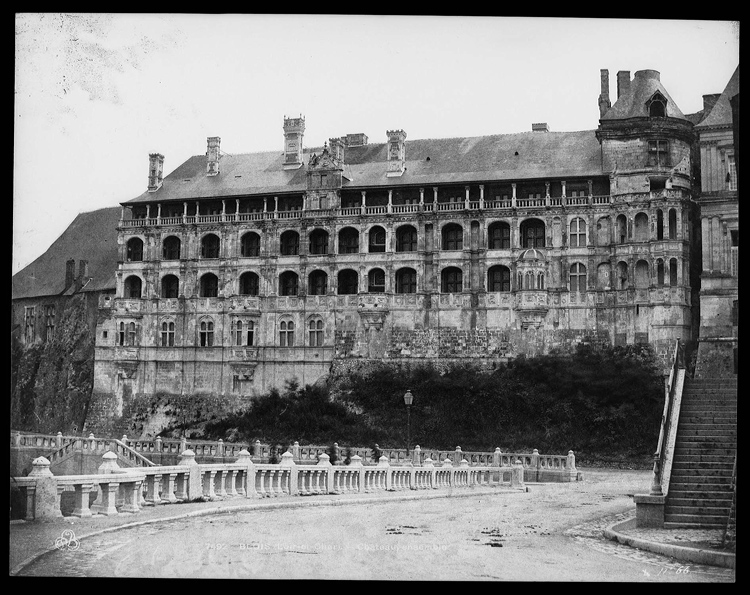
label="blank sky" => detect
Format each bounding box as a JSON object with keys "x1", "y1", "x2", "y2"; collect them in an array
[{"x1": 13, "y1": 14, "x2": 740, "y2": 274}]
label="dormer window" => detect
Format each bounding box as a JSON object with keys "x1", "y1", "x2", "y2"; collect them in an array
[{"x1": 647, "y1": 92, "x2": 667, "y2": 118}]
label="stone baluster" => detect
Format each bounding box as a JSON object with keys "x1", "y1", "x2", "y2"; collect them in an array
[
  {"x1": 120, "y1": 477, "x2": 143, "y2": 513},
  {"x1": 235, "y1": 449, "x2": 253, "y2": 497},
  {"x1": 350, "y1": 455, "x2": 363, "y2": 493},
  {"x1": 145, "y1": 473, "x2": 163, "y2": 505},
  {"x1": 204, "y1": 470, "x2": 218, "y2": 500},
  {"x1": 56, "y1": 432, "x2": 63, "y2": 448},
  {"x1": 317, "y1": 453, "x2": 333, "y2": 494},
  {"x1": 160, "y1": 472, "x2": 179, "y2": 503}
]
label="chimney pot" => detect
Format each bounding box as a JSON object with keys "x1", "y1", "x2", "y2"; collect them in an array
[
  {"x1": 598, "y1": 69, "x2": 611, "y2": 118},
  {"x1": 65, "y1": 259, "x2": 75, "y2": 290},
  {"x1": 532, "y1": 123, "x2": 549, "y2": 133},
  {"x1": 617, "y1": 71, "x2": 631, "y2": 100}
]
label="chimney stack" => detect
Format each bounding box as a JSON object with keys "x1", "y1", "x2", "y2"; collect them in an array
[
  {"x1": 617, "y1": 71, "x2": 631, "y2": 100},
  {"x1": 147, "y1": 153, "x2": 164, "y2": 192},
  {"x1": 77, "y1": 260, "x2": 89, "y2": 288},
  {"x1": 532, "y1": 123, "x2": 550, "y2": 133},
  {"x1": 65, "y1": 259, "x2": 75, "y2": 290},
  {"x1": 206, "y1": 137, "x2": 221, "y2": 176},
  {"x1": 598, "y1": 69, "x2": 611, "y2": 118},
  {"x1": 328, "y1": 137, "x2": 345, "y2": 163},
  {"x1": 702, "y1": 93, "x2": 722, "y2": 115},
  {"x1": 386, "y1": 129, "x2": 407, "y2": 177},
  {"x1": 283, "y1": 115, "x2": 305, "y2": 170}
]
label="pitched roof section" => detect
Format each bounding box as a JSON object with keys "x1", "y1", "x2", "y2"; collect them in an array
[
  {"x1": 601, "y1": 70, "x2": 687, "y2": 121},
  {"x1": 125, "y1": 130, "x2": 604, "y2": 204},
  {"x1": 12, "y1": 206, "x2": 120, "y2": 300},
  {"x1": 695, "y1": 65, "x2": 740, "y2": 129}
]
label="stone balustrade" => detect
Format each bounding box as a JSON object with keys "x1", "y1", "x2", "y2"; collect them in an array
[{"x1": 11, "y1": 447, "x2": 531, "y2": 522}]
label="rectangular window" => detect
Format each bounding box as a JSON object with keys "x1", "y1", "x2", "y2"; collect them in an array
[
  {"x1": 727, "y1": 155, "x2": 737, "y2": 191},
  {"x1": 44, "y1": 305, "x2": 55, "y2": 342},
  {"x1": 647, "y1": 140, "x2": 669, "y2": 167},
  {"x1": 24, "y1": 307, "x2": 35, "y2": 344}
]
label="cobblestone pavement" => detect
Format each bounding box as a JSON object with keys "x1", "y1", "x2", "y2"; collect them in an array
[{"x1": 10, "y1": 469, "x2": 735, "y2": 582}]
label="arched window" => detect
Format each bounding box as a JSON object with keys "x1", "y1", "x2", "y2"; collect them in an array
[
  {"x1": 201, "y1": 234, "x2": 220, "y2": 259},
  {"x1": 569, "y1": 263, "x2": 587, "y2": 293},
  {"x1": 234, "y1": 320, "x2": 243, "y2": 346},
  {"x1": 308, "y1": 318, "x2": 324, "y2": 347},
  {"x1": 200, "y1": 273, "x2": 219, "y2": 298},
  {"x1": 396, "y1": 225, "x2": 418, "y2": 252},
  {"x1": 616, "y1": 214, "x2": 628, "y2": 244},
  {"x1": 279, "y1": 320, "x2": 295, "y2": 347},
  {"x1": 199, "y1": 319, "x2": 214, "y2": 347},
  {"x1": 308, "y1": 270, "x2": 328, "y2": 296},
  {"x1": 337, "y1": 269, "x2": 358, "y2": 295},
  {"x1": 127, "y1": 238, "x2": 143, "y2": 262},
  {"x1": 127, "y1": 322, "x2": 137, "y2": 346},
  {"x1": 241, "y1": 232, "x2": 261, "y2": 257},
  {"x1": 633, "y1": 213, "x2": 649, "y2": 242},
  {"x1": 338, "y1": 227, "x2": 359, "y2": 254},
  {"x1": 309, "y1": 229, "x2": 329, "y2": 255},
  {"x1": 239, "y1": 271, "x2": 259, "y2": 296},
  {"x1": 441, "y1": 267, "x2": 463, "y2": 293},
  {"x1": 160, "y1": 320, "x2": 175, "y2": 347},
  {"x1": 124, "y1": 275, "x2": 142, "y2": 299},
  {"x1": 395, "y1": 268, "x2": 417, "y2": 294},
  {"x1": 279, "y1": 271, "x2": 299, "y2": 296},
  {"x1": 656, "y1": 210, "x2": 664, "y2": 240},
  {"x1": 648, "y1": 94, "x2": 667, "y2": 118},
  {"x1": 596, "y1": 217, "x2": 611, "y2": 246},
  {"x1": 616, "y1": 262, "x2": 629, "y2": 290},
  {"x1": 119, "y1": 321, "x2": 138, "y2": 346},
  {"x1": 488, "y1": 221, "x2": 511, "y2": 249},
  {"x1": 520, "y1": 219, "x2": 545, "y2": 248},
  {"x1": 657, "y1": 259, "x2": 665, "y2": 286},
  {"x1": 569, "y1": 218, "x2": 586, "y2": 248},
  {"x1": 525, "y1": 271, "x2": 534, "y2": 290},
  {"x1": 280, "y1": 230, "x2": 300, "y2": 256},
  {"x1": 487, "y1": 265, "x2": 510, "y2": 292},
  {"x1": 442, "y1": 224, "x2": 463, "y2": 250},
  {"x1": 246, "y1": 320, "x2": 255, "y2": 346},
  {"x1": 368, "y1": 226, "x2": 386, "y2": 253},
  {"x1": 537, "y1": 272, "x2": 545, "y2": 290},
  {"x1": 368, "y1": 268, "x2": 385, "y2": 293},
  {"x1": 161, "y1": 274, "x2": 179, "y2": 298},
  {"x1": 162, "y1": 236, "x2": 181, "y2": 260},
  {"x1": 635, "y1": 260, "x2": 650, "y2": 289},
  {"x1": 669, "y1": 258, "x2": 678, "y2": 286},
  {"x1": 668, "y1": 209, "x2": 677, "y2": 240}
]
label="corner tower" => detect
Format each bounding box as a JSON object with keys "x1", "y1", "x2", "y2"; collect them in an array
[{"x1": 596, "y1": 69, "x2": 695, "y2": 195}]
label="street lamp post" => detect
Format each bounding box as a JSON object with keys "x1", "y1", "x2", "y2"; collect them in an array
[{"x1": 403, "y1": 389, "x2": 414, "y2": 461}]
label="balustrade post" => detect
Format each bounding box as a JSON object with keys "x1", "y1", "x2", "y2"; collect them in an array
[
  {"x1": 280, "y1": 451, "x2": 298, "y2": 496},
  {"x1": 56, "y1": 432, "x2": 63, "y2": 448},
  {"x1": 412, "y1": 445, "x2": 421, "y2": 467},
  {"x1": 377, "y1": 456, "x2": 391, "y2": 490},
  {"x1": 162, "y1": 473, "x2": 179, "y2": 503},
  {"x1": 293, "y1": 441, "x2": 301, "y2": 462},
  {"x1": 217, "y1": 439, "x2": 225, "y2": 459},
  {"x1": 145, "y1": 473, "x2": 163, "y2": 505},
  {"x1": 28, "y1": 457, "x2": 62, "y2": 520},
  {"x1": 454, "y1": 446, "x2": 462, "y2": 465},
  {"x1": 350, "y1": 455, "x2": 363, "y2": 493},
  {"x1": 177, "y1": 449, "x2": 202, "y2": 501},
  {"x1": 71, "y1": 483, "x2": 94, "y2": 517},
  {"x1": 423, "y1": 458, "x2": 436, "y2": 489},
  {"x1": 213, "y1": 470, "x2": 227, "y2": 499},
  {"x1": 317, "y1": 453, "x2": 334, "y2": 494},
  {"x1": 236, "y1": 449, "x2": 254, "y2": 497},
  {"x1": 511, "y1": 459, "x2": 525, "y2": 488},
  {"x1": 531, "y1": 448, "x2": 540, "y2": 482},
  {"x1": 120, "y1": 478, "x2": 143, "y2": 513},
  {"x1": 97, "y1": 480, "x2": 121, "y2": 516}
]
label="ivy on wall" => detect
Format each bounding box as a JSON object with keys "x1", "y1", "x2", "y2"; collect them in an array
[{"x1": 10, "y1": 295, "x2": 94, "y2": 433}]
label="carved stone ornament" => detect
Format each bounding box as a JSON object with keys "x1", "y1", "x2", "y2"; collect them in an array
[{"x1": 358, "y1": 309, "x2": 389, "y2": 330}]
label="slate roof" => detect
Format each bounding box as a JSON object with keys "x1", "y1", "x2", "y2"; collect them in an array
[
  {"x1": 601, "y1": 70, "x2": 688, "y2": 121},
  {"x1": 695, "y1": 65, "x2": 740, "y2": 129},
  {"x1": 125, "y1": 130, "x2": 605, "y2": 204},
  {"x1": 12, "y1": 206, "x2": 121, "y2": 300}
]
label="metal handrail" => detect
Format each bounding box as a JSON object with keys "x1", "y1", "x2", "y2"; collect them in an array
[{"x1": 650, "y1": 339, "x2": 683, "y2": 496}]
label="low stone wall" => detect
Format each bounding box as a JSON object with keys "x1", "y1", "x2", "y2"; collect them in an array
[{"x1": 10, "y1": 450, "x2": 527, "y2": 522}]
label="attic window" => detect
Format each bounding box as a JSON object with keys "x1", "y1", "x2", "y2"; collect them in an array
[
  {"x1": 647, "y1": 92, "x2": 667, "y2": 118},
  {"x1": 426, "y1": 157, "x2": 430, "y2": 161}
]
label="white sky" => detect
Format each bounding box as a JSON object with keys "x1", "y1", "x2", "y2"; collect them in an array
[{"x1": 13, "y1": 14, "x2": 740, "y2": 275}]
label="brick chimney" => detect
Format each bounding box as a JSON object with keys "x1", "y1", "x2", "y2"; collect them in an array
[
  {"x1": 147, "y1": 153, "x2": 164, "y2": 192},
  {"x1": 283, "y1": 115, "x2": 305, "y2": 170},
  {"x1": 206, "y1": 136, "x2": 221, "y2": 176},
  {"x1": 532, "y1": 123, "x2": 550, "y2": 132},
  {"x1": 328, "y1": 137, "x2": 345, "y2": 163},
  {"x1": 344, "y1": 133, "x2": 368, "y2": 147},
  {"x1": 65, "y1": 259, "x2": 75, "y2": 290},
  {"x1": 617, "y1": 71, "x2": 631, "y2": 100},
  {"x1": 598, "y1": 69, "x2": 611, "y2": 118},
  {"x1": 386, "y1": 129, "x2": 407, "y2": 177},
  {"x1": 702, "y1": 93, "x2": 722, "y2": 114}
]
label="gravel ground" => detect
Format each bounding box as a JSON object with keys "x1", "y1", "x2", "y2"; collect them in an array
[{"x1": 11, "y1": 469, "x2": 735, "y2": 582}]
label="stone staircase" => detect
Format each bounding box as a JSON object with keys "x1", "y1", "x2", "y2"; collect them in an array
[{"x1": 665, "y1": 377, "x2": 737, "y2": 528}]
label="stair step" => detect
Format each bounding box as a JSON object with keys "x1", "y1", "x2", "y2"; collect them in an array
[
  {"x1": 664, "y1": 519, "x2": 727, "y2": 529},
  {"x1": 673, "y1": 447, "x2": 736, "y2": 456},
  {"x1": 672, "y1": 456, "x2": 735, "y2": 465},
  {"x1": 665, "y1": 506, "x2": 732, "y2": 516},
  {"x1": 674, "y1": 437, "x2": 737, "y2": 446},
  {"x1": 677, "y1": 423, "x2": 736, "y2": 430},
  {"x1": 677, "y1": 430, "x2": 737, "y2": 437},
  {"x1": 668, "y1": 490, "x2": 733, "y2": 500},
  {"x1": 667, "y1": 498, "x2": 733, "y2": 508},
  {"x1": 669, "y1": 476, "x2": 733, "y2": 486},
  {"x1": 670, "y1": 465, "x2": 734, "y2": 474}
]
